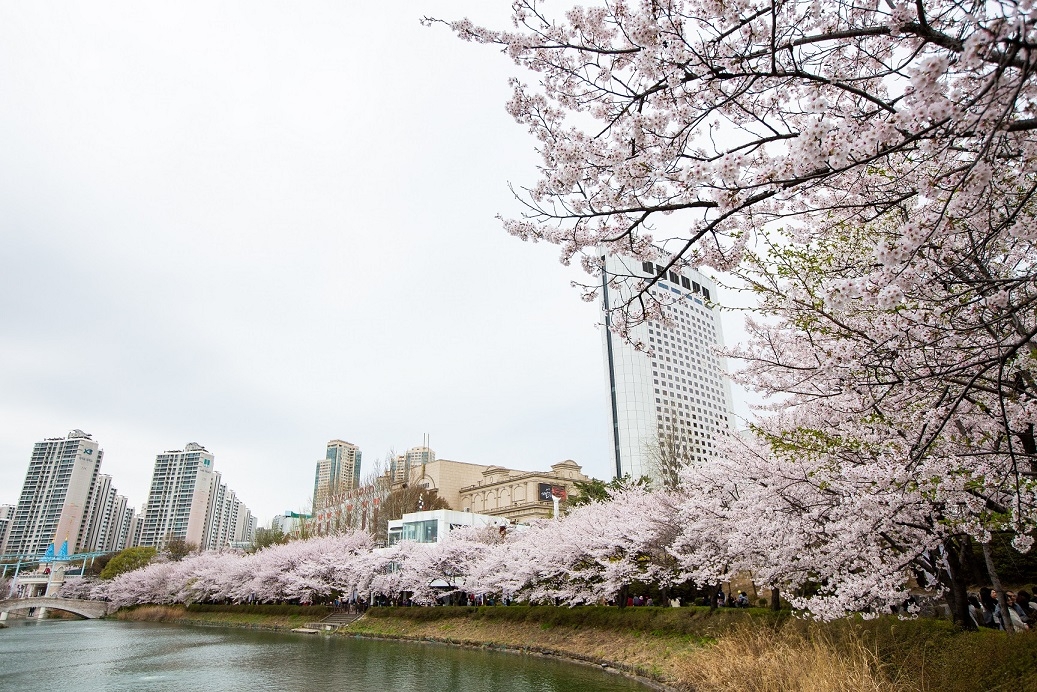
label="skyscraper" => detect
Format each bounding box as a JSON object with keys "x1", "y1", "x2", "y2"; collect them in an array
[
  {"x1": 5, "y1": 430, "x2": 103, "y2": 556},
  {"x1": 138, "y1": 442, "x2": 219, "y2": 550},
  {"x1": 601, "y1": 254, "x2": 735, "y2": 481},
  {"x1": 313, "y1": 440, "x2": 361, "y2": 507}
]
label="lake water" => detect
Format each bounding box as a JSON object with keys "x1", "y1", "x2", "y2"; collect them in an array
[{"x1": 0, "y1": 619, "x2": 651, "y2": 691}]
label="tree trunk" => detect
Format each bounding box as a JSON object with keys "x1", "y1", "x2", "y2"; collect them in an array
[
  {"x1": 618, "y1": 584, "x2": 629, "y2": 609},
  {"x1": 770, "y1": 587, "x2": 781, "y2": 611},
  {"x1": 982, "y1": 542, "x2": 1015, "y2": 634},
  {"x1": 709, "y1": 583, "x2": 722, "y2": 613},
  {"x1": 943, "y1": 538, "x2": 976, "y2": 630}
]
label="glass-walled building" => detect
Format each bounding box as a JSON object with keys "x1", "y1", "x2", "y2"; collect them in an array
[{"x1": 386, "y1": 509, "x2": 508, "y2": 546}]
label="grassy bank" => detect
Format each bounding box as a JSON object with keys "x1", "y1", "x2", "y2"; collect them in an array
[
  {"x1": 113, "y1": 603, "x2": 329, "y2": 630},
  {"x1": 107, "y1": 603, "x2": 1037, "y2": 690},
  {"x1": 348, "y1": 606, "x2": 1037, "y2": 692}
]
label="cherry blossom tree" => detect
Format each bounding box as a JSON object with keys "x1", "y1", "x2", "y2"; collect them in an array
[
  {"x1": 692, "y1": 217, "x2": 1037, "y2": 626},
  {"x1": 431, "y1": 10, "x2": 1037, "y2": 618},
  {"x1": 57, "y1": 577, "x2": 94, "y2": 600},
  {"x1": 429, "y1": 0, "x2": 1037, "y2": 348},
  {"x1": 468, "y1": 488, "x2": 678, "y2": 605},
  {"x1": 674, "y1": 423, "x2": 952, "y2": 621}
]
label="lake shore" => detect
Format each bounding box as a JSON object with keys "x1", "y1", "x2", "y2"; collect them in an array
[{"x1": 112, "y1": 604, "x2": 1037, "y2": 691}]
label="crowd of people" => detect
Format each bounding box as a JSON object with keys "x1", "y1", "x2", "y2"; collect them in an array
[{"x1": 968, "y1": 589, "x2": 1036, "y2": 631}]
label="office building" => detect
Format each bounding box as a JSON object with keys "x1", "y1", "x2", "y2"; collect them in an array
[
  {"x1": 5, "y1": 430, "x2": 103, "y2": 556},
  {"x1": 313, "y1": 439, "x2": 362, "y2": 508},
  {"x1": 601, "y1": 254, "x2": 735, "y2": 481}
]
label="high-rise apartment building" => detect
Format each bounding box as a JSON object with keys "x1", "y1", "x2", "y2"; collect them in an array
[
  {"x1": 390, "y1": 445, "x2": 435, "y2": 484},
  {"x1": 84, "y1": 487, "x2": 134, "y2": 553},
  {"x1": 138, "y1": 443, "x2": 253, "y2": 552},
  {"x1": 130, "y1": 509, "x2": 145, "y2": 548},
  {"x1": 204, "y1": 482, "x2": 255, "y2": 550},
  {"x1": 5, "y1": 430, "x2": 104, "y2": 556},
  {"x1": 0, "y1": 504, "x2": 15, "y2": 555},
  {"x1": 601, "y1": 254, "x2": 735, "y2": 481},
  {"x1": 107, "y1": 496, "x2": 134, "y2": 552},
  {"x1": 75, "y1": 471, "x2": 134, "y2": 553},
  {"x1": 138, "y1": 443, "x2": 219, "y2": 550},
  {"x1": 313, "y1": 440, "x2": 361, "y2": 507}
]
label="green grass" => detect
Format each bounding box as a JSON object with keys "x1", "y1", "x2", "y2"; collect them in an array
[
  {"x1": 367, "y1": 604, "x2": 782, "y2": 634},
  {"x1": 185, "y1": 603, "x2": 330, "y2": 617}
]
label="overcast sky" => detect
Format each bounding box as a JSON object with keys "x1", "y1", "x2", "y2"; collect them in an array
[{"x1": 0, "y1": 1, "x2": 756, "y2": 523}]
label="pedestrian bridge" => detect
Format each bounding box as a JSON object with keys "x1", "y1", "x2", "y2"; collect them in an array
[{"x1": 0, "y1": 597, "x2": 113, "y2": 619}]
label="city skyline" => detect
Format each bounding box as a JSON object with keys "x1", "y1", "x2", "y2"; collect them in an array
[{"x1": 0, "y1": 2, "x2": 753, "y2": 522}]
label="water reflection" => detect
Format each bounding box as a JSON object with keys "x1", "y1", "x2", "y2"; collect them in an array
[{"x1": 0, "y1": 620, "x2": 650, "y2": 691}]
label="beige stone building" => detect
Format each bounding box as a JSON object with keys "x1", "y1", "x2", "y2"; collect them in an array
[{"x1": 396, "y1": 458, "x2": 588, "y2": 523}]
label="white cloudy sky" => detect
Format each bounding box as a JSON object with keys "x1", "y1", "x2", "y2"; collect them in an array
[{"x1": 0, "y1": 1, "x2": 756, "y2": 523}]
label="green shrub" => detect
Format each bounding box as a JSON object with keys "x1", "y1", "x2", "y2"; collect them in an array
[
  {"x1": 185, "y1": 603, "x2": 330, "y2": 617},
  {"x1": 100, "y1": 547, "x2": 157, "y2": 579},
  {"x1": 367, "y1": 604, "x2": 783, "y2": 636}
]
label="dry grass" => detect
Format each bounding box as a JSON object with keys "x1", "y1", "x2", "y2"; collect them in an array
[
  {"x1": 113, "y1": 604, "x2": 314, "y2": 629},
  {"x1": 350, "y1": 612, "x2": 897, "y2": 691},
  {"x1": 348, "y1": 613, "x2": 693, "y2": 682},
  {"x1": 672, "y1": 622, "x2": 893, "y2": 692},
  {"x1": 115, "y1": 605, "x2": 187, "y2": 622}
]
